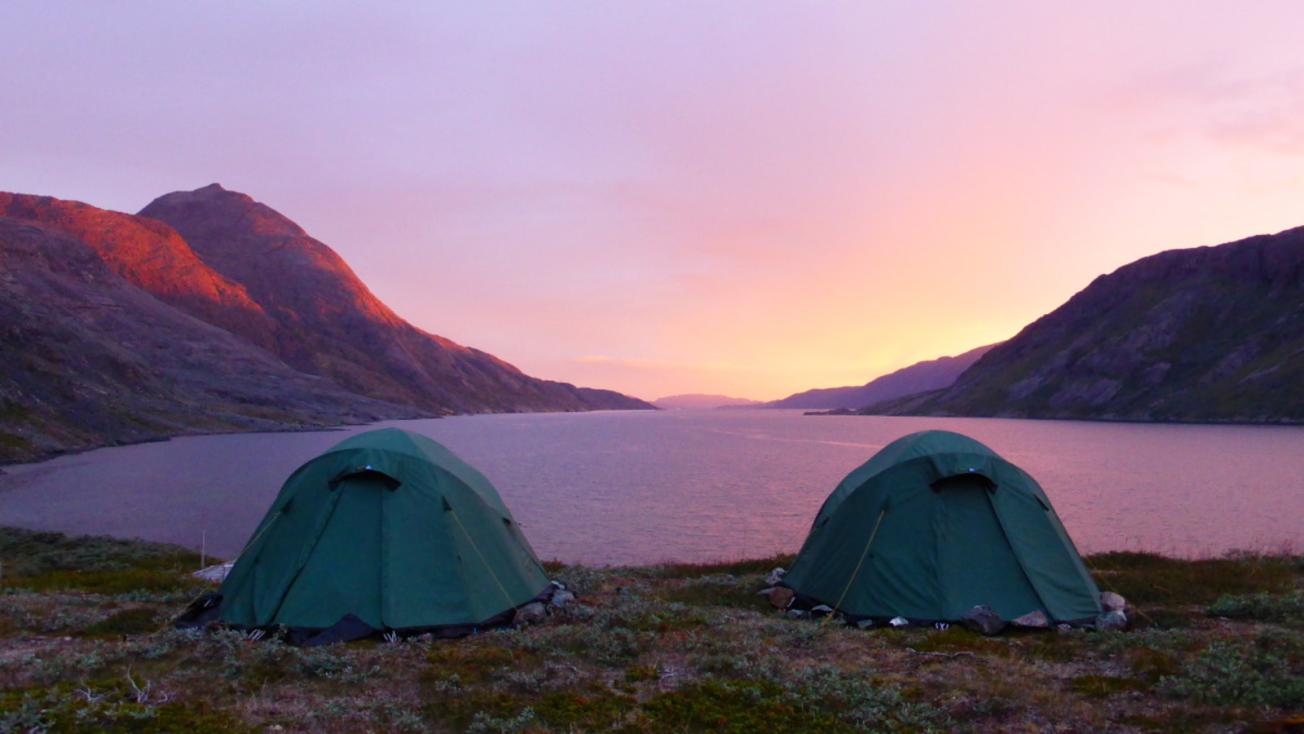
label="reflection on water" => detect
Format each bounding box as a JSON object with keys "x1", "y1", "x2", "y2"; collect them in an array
[{"x1": 1, "y1": 410, "x2": 1300, "y2": 565}]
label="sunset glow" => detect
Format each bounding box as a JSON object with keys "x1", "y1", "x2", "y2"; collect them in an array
[{"x1": 4, "y1": 2, "x2": 1303, "y2": 400}]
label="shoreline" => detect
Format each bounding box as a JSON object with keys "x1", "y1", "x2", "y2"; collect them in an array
[
  {"x1": 0, "y1": 406, "x2": 671, "y2": 468},
  {"x1": 804, "y1": 407, "x2": 1304, "y2": 427},
  {"x1": 12, "y1": 404, "x2": 1304, "y2": 469}
]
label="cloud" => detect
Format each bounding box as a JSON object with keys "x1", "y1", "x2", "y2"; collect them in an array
[{"x1": 1124, "y1": 62, "x2": 1304, "y2": 156}]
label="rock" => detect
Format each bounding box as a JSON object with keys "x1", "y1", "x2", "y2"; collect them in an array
[
  {"x1": 765, "y1": 567, "x2": 787, "y2": 586},
  {"x1": 855, "y1": 619, "x2": 875, "y2": 630},
  {"x1": 515, "y1": 602, "x2": 547, "y2": 625},
  {"x1": 766, "y1": 586, "x2": 795, "y2": 609},
  {"x1": 786, "y1": 609, "x2": 810, "y2": 620},
  {"x1": 810, "y1": 604, "x2": 834, "y2": 617},
  {"x1": 1056, "y1": 623, "x2": 1073, "y2": 633},
  {"x1": 1011, "y1": 610, "x2": 1050, "y2": 629},
  {"x1": 960, "y1": 605, "x2": 1007, "y2": 636},
  {"x1": 549, "y1": 590, "x2": 576, "y2": 608},
  {"x1": 1096, "y1": 610, "x2": 1128, "y2": 631},
  {"x1": 192, "y1": 562, "x2": 234, "y2": 583},
  {"x1": 1100, "y1": 591, "x2": 1127, "y2": 613},
  {"x1": 889, "y1": 616, "x2": 909, "y2": 628}
]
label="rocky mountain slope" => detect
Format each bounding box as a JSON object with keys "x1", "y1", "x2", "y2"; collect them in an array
[
  {"x1": 139, "y1": 185, "x2": 650, "y2": 414},
  {"x1": 652, "y1": 394, "x2": 761, "y2": 409},
  {"x1": 0, "y1": 218, "x2": 417, "y2": 462},
  {"x1": 0, "y1": 193, "x2": 278, "y2": 349},
  {"x1": 0, "y1": 185, "x2": 650, "y2": 462},
  {"x1": 867, "y1": 227, "x2": 1304, "y2": 422},
  {"x1": 767, "y1": 344, "x2": 996, "y2": 410}
]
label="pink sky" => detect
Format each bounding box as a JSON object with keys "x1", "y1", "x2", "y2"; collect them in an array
[{"x1": 4, "y1": 2, "x2": 1304, "y2": 401}]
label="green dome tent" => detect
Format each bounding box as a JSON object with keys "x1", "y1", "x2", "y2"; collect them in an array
[
  {"x1": 181, "y1": 428, "x2": 550, "y2": 644},
  {"x1": 783, "y1": 430, "x2": 1101, "y2": 625}
]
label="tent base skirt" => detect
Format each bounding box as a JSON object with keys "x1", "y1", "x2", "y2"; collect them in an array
[{"x1": 174, "y1": 586, "x2": 555, "y2": 645}]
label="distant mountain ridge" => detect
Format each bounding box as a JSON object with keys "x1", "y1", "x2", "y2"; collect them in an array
[
  {"x1": 767, "y1": 343, "x2": 996, "y2": 410},
  {"x1": 0, "y1": 185, "x2": 650, "y2": 462},
  {"x1": 866, "y1": 226, "x2": 1304, "y2": 422},
  {"x1": 652, "y1": 394, "x2": 761, "y2": 410}
]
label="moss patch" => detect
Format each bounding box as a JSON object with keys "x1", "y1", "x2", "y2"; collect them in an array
[
  {"x1": 82, "y1": 607, "x2": 163, "y2": 637},
  {"x1": 1071, "y1": 674, "x2": 1151, "y2": 698},
  {"x1": 642, "y1": 679, "x2": 851, "y2": 733}
]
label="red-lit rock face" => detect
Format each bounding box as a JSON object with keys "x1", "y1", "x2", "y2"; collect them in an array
[
  {"x1": 0, "y1": 192, "x2": 277, "y2": 349},
  {"x1": 140, "y1": 184, "x2": 653, "y2": 413}
]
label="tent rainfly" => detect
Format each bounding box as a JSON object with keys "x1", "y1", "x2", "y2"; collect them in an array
[
  {"x1": 782, "y1": 430, "x2": 1101, "y2": 625},
  {"x1": 178, "y1": 428, "x2": 550, "y2": 645}
]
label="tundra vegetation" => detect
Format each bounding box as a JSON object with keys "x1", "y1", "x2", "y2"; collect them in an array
[{"x1": 0, "y1": 527, "x2": 1300, "y2": 733}]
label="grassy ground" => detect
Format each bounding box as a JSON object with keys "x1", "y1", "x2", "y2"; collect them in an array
[{"x1": 0, "y1": 527, "x2": 1300, "y2": 733}]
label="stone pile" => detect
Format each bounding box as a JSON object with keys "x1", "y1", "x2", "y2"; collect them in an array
[{"x1": 513, "y1": 580, "x2": 576, "y2": 627}]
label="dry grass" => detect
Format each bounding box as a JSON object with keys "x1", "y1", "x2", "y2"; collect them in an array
[{"x1": 1, "y1": 527, "x2": 1301, "y2": 732}]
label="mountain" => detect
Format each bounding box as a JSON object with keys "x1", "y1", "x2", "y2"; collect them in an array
[
  {"x1": 139, "y1": 185, "x2": 651, "y2": 414},
  {"x1": 0, "y1": 193, "x2": 277, "y2": 349},
  {"x1": 766, "y1": 344, "x2": 996, "y2": 410},
  {"x1": 652, "y1": 394, "x2": 761, "y2": 410},
  {"x1": 0, "y1": 217, "x2": 417, "y2": 462},
  {"x1": 867, "y1": 226, "x2": 1304, "y2": 422},
  {"x1": 0, "y1": 185, "x2": 651, "y2": 462}
]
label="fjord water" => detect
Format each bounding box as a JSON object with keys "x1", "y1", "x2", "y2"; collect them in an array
[{"x1": 0, "y1": 410, "x2": 1299, "y2": 565}]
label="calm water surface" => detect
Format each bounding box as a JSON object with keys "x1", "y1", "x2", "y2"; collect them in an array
[{"x1": 0, "y1": 410, "x2": 1300, "y2": 565}]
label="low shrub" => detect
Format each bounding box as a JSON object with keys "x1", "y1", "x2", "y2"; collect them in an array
[
  {"x1": 655, "y1": 575, "x2": 770, "y2": 611},
  {"x1": 83, "y1": 607, "x2": 162, "y2": 637},
  {"x1": 1207, "y1": 591, "x2": 1304, "y2": 624},
  {"x1": 1087, "y1": 552, "x2": 1294, "y2": 606},
  {"x1": 639, "y1": 554, "x2": 795, "y2": 580},
  {"x1": 1160, "y1": 632, "x2": 1304, "y2": 709},
  {"x1": 0, "y1": 527, "x2": 206, "y2": 595},
  {"x1": 0, "y1": 679, "x2": 248, "y2": 734}
]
